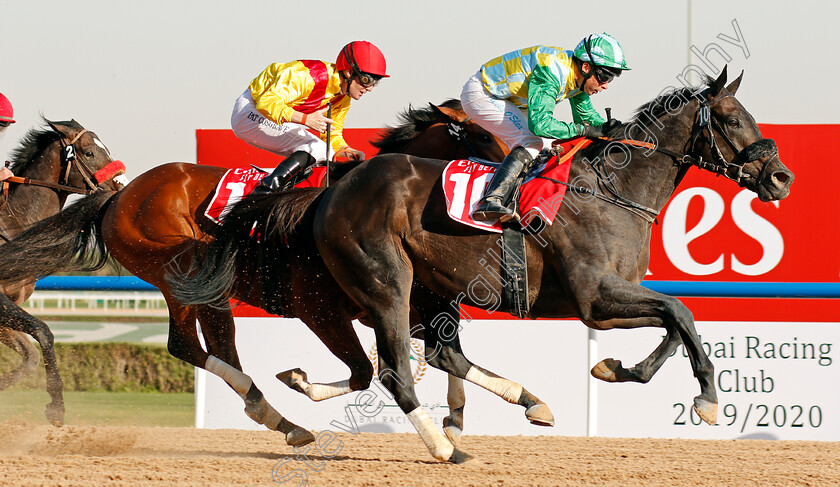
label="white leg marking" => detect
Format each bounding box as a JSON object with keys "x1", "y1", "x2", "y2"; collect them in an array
[
  {"x1": 465, "y1": 365, "x2": 522, "y2": 403},
  {"x1": 306, "y1": 380, "x2": 353, "y2": 401},
  {"x1": 205, "y1": 355, "x2": 253, "y2": 397},
  {"x1": 407, "y1": 406, "x2": 455, "y2": 462}
]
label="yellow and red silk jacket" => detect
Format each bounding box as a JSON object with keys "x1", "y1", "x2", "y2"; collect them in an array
[{"x1": 249, "y1": 60, "x2": 350, "y2": 153}]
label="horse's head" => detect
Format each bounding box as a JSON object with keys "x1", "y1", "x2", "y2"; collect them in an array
[
  {"x1": 372, "y1": 99, "x2": 507, "y2": 161},
  {"x1": 430, "y1": 102, "x2": 508, "y2": 161},
  {"x1": 693, "y1": 67, "x2": 794, "y2": 202},
  {"x1": 45, "y1": 119, "x2": 126, "y2": 192}
]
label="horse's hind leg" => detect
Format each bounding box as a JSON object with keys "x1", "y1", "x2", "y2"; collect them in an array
[
  {"x1": 416, "y1": 295, "x2": 554, "y2": 438},
  {"x1": 317, "y1": 237, "x2": 470, "y2": 462},
  {"x1": 167, "y1": 300, "x2": 314, "y2": 446},
  {"x1": 276, "y1": 310, "x2": 372, "y2": 402}
]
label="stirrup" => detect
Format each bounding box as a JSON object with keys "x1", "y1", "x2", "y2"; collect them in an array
[{"x1": 473, "y1": 199, "x2": 519, "y2": 223}]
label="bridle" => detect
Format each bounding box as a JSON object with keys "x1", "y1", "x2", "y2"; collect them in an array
[
  {"x1": 55, "y1": 127, "x2": 103, "y2": 193},
  {"x1": 446, "y1": 120, "x2": 483, "y2": 158},
  {"x1": 4, "y1": 126, "x2": 108, "y2": 196},
  {"x1": 544, "y1": 89, "x2": 780, "y2": 223},
  {"x1": 685, "y1": 91, "x2": 779, "y2": 186}
]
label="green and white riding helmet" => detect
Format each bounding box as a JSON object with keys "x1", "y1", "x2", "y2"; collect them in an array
[{"x1": 573, "y1": 33, "x2": 630, "y2": 83}]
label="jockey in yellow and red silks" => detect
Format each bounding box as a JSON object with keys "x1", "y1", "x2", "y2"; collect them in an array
[
  {"x1": 231, "y1": 41, "x2": 389, "y2": 194},
  {"x1": 461, "y1": 33, "x2": 630, "y2": 222}
]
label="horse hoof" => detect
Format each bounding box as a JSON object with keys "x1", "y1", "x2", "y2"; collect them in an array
[
  {"x1": 276, "y1": 368, "x2": 309, "y2": 395},
  {"x1": 447, "y1": 448, "x2": 474, "y2": 464},
  {"x1": 525, "y1": 403, "x2": 555, "y2": 426},
  {"x1": 693, "y1": 397, "x2": 718, "y2": 425},
  {"x1": 285, "y1": 428, "x2": 316, "y2": 447},
  {"x1": 591, "y1": 358, "x2": 622, "y2": 382},
  {"x1": 45, "y1": 404, "x2": 65, "y2": 427},
  {"x1": 443, "y1": 424, "x2": 462, "y2": 447}
]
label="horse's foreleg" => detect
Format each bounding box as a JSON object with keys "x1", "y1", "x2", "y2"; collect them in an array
[
  {"x1": 27, "y1": 322, "x2": 65, "y2": 426},
  {"x1": 588, "y1": 318, "x2": 682, "y2": 384},
  {"x1": 583, "y1": 277, "x2": 717, "y2": 425},
  {"x1": 0, "y1": 328, "x2": 40, "y2": 390},
  {"x1": 0, "y1": 298, "x2": 65, "y2": 426},
  {"x1": 169, "y1": 302, "x2": 314, "y2": 446},
  {"x1": 277, "y1": 313, "x2": 372, "y2": 402}
]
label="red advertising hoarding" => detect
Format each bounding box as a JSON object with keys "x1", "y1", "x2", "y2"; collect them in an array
[{"x1": 197, "y1": 125, "x2": 839, "y2": 322}]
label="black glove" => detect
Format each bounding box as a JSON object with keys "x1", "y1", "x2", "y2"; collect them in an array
[
  {"x1": 582, "y1": 124, "x2": 606, "y2": 138},
  {"x1": 602, "y1": 118, "x2": 622, "y2": 134}
]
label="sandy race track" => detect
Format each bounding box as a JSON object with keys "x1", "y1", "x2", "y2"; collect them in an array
[{"x1": 1, "y1": 422, "x2": 838, "y2": 486}]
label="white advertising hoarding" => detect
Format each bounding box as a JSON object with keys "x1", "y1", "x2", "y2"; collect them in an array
[{"x1": 197, "y1": 318, "x2": 839, "y2": 440}]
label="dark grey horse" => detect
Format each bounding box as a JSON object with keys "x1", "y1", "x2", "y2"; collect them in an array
[{"x1": 304, "y1": 68, "x2": 793, "y2": 462}]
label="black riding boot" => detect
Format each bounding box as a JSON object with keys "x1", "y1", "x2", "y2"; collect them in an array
[
  {"x1": 472, "y1": 146, "x2": 533, "y2": 222},
  {"x1": 251, "y1": 151, "x2": 316, "y2": 195}
]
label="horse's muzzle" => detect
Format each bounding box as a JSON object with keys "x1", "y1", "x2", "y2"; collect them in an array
[{"x1": 755, "y1": 154, "x2": 794, "y2": 202}]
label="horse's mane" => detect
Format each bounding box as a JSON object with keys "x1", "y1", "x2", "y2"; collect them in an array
[
  {"x1": 7, "y1": 118, "x2": 82, "y2": 174},
  {"x1": 371, "y1": 99, "x2": 463, "y2": 154},
  {"x1": 584, "y1": 83, "x2": 709, "y2": 157}
]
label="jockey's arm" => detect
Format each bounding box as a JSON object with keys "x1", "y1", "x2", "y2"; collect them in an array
[
  {"x1": 250, "y1": 62, "x2": 312, "y2": 124},
  {"x1": 569, "y1": 92, "x2": 606, "y2": 127},
  {"x1": 527, "y1": 65, "x2": 586, "y2": 139}
]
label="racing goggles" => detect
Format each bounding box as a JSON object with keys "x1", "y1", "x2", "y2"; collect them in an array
[
  {"x1": 593, "y1": 66, "x2": 618, "y2": 84},
  {"x1": 355, "y1": 71, "x2": 382, "y2": 88}
]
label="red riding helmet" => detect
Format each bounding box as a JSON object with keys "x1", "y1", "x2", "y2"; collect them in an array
[
  {"x1": 0, "y1": 93, "x2": 15, "y2": 124},
  {"x1": 336, "y1": 41, "x2": 389, "y2": 78}
]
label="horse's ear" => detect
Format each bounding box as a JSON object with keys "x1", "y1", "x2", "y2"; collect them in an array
[
  {"x1": 45, "y1": 119, "x2": 69, "y2": 137},
  {"x1": 725, "y1": 70, "x2": 744, "y2": 96},
  {"x1": 431, "y1": 103, "x2": 468, "y2": 123},
  {"x1": 709, "y1": 65, "x2": 729, "y2": 96}
]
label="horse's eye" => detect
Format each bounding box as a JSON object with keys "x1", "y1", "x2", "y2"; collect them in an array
[
  {"x1": 480, "y1": 134, "x2": 492, "y2": 143},
  {"x1": 727, "y1": 118, "x2": 741, "y2": 128},
  {"x1": 85, "y1": 151, "x2": 94, "y2": 158}
]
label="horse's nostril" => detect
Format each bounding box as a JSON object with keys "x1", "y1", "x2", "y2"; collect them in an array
[{"x1": 773, "y1": 171, "x2": 791, "y2": 185}]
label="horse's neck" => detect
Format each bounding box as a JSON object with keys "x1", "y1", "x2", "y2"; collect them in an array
[
  {"x1": 594, "y1": 116, "x2": 696, "y2": 213},
  {"x1": 2, "y1": 150, "x2": 66, "y2": 232}
]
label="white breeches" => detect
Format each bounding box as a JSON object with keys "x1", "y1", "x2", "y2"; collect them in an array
[
  {"x1": 230, "y1": 90, "x2": 329, "y2": 162},
  {"x1": 460, "y1": 72, "x2": 554, "y2": 159}
]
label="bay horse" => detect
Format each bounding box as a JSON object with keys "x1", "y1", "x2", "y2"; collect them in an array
[
  {"x1": 174, "y1": 68, "x2": 793, "y2": 462},
  {"x1": 0, "y1": 118, "x2": 125, "y2": 425},
  {"x1": 0, "y1": 101, "x2": 506, "y2": 442}
]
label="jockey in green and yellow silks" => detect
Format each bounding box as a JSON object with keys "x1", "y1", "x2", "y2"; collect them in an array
[{"x1": 461, "y1": 33, "x2": 630, "y2": 222}]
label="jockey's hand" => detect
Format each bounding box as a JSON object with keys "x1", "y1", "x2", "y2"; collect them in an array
[
  {"x1": 582, "y1": 124, "x2": 606, "y2": 139},
  {"x1": 336, "y1": 147, "x2": 365, "y2": 161},
  {"x1": 0, "y1": 167, "x2": 13, "y2": 181},
  {"x1": 304, "y1": 107, "x2": 334, "y2": 133},
  {"x1": 601, "y1": 118, "x2": 622, "y2": 134}
]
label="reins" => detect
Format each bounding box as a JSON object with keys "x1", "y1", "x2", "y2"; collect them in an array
[{"x1": 547, "y1": 90, "x2": 780, "y2": 223}]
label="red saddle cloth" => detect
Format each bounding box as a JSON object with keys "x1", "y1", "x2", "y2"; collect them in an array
[
  {"x1": 205, "y1": 165, "x2": 327, "y2": 224},
  {"x1": 442, "y1": 138, "x2": 590, "y2": 232}
]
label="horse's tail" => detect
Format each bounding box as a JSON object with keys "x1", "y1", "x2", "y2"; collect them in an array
[
  {"x1": 0, "y1": 190, "x2": 116, "y2": 286},
  {"x1": 166, "y1": 187, "x2": 325, "y2": 306}
]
